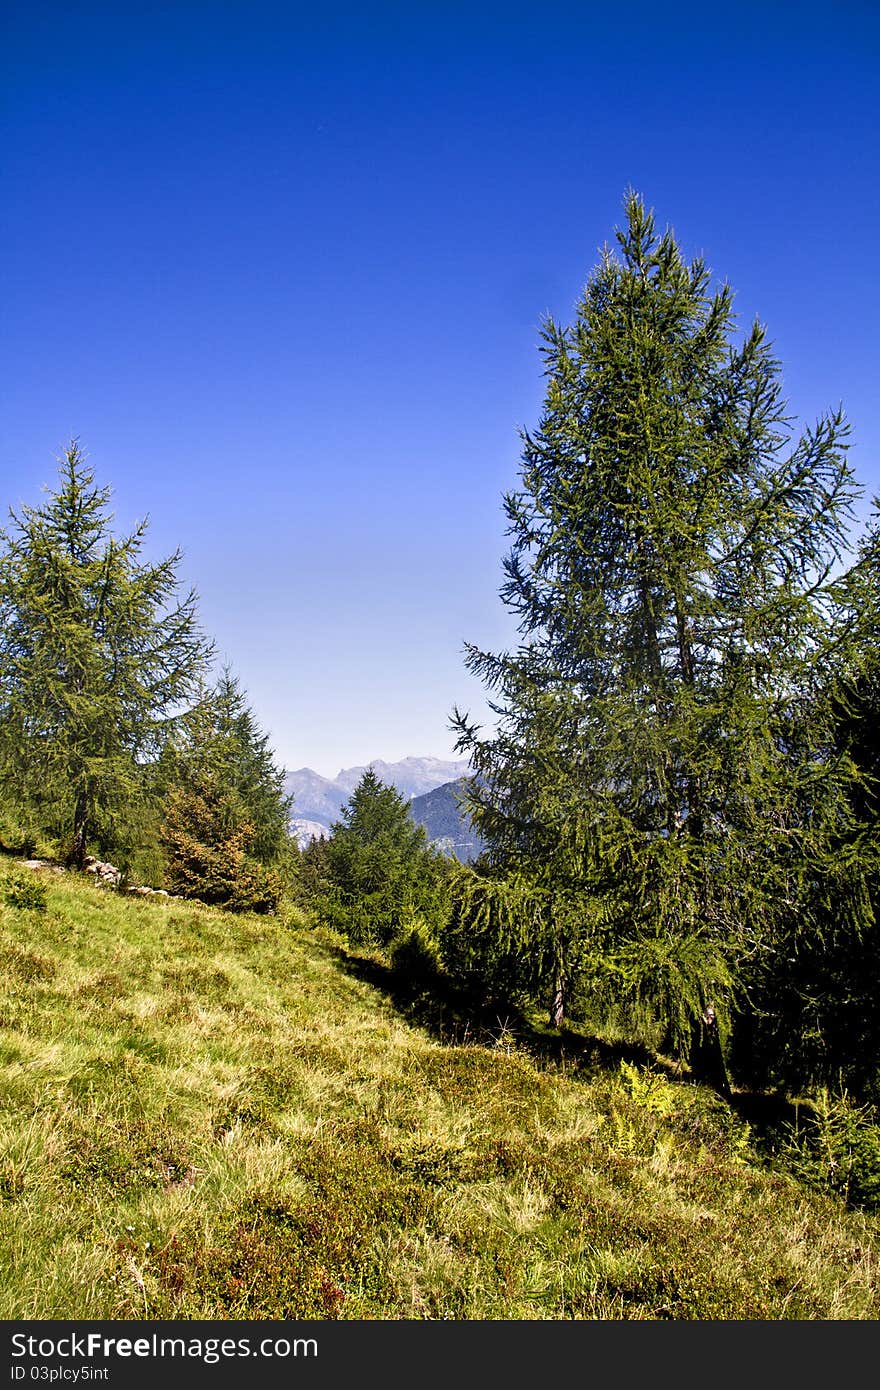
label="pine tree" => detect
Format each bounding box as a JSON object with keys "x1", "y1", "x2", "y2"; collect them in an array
[
  {"x1": 323, "y1": 769, "x2": 443, "y2": 943},
  {"x1": 453, "y1": 194, "x2": 861, "y2": 1079},
  {"x1": 164, "y1": 670, "x2": 291, "y2": 863},
  {"x1": 744, "y1": 509, "x2": 880, "y2": 1095},
  {"x1": 0, "y1": 443, "x2": 212, "y2": 865},
  {"x1": 159, "y1": 670, "x2": 291, "y2": 910}
]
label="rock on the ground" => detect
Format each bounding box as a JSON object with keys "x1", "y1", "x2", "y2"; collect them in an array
[
  {"x1": 16, "y1": 853, "x2": 179, "y2": 900},
  {"x1": 83, "y1": 856, "x2": 122, "y2": 886}
]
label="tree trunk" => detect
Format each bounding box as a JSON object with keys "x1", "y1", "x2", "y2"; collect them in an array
[
  {"x1": 550, "y1": 972, "x2": 566, "y2": 1029},
  {"x1": 68, "y1": 791, "x2": 89, "y2": 869},
  {"x1": 688, "y1": 1002, "x2": 732, "y2": 1098}
]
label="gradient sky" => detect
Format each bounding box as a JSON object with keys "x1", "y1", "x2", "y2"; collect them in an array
[{"x1": 3, "y1": 1, "x2": 878, "y2": 778}]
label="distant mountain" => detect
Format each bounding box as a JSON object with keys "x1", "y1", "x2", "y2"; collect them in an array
[
  {"x1": 289, "y1": 817, "x2": 331, "y2": 850},
  {"x1": 409, "y1": 778, "x2": 485, "y2": 863},
  {"x1": 286, "y1": 756, "x2": 471, "y2": 846},
  {"x1": 284, "y1": 768, "x2": 347, "y2": 828},
  {"x1": 333, "y1": 756, "x2": 470, "y2": 801}
]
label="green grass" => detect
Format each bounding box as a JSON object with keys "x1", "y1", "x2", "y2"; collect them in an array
[{"x1": 1, "y1": 864, "x2": 878, "y2": 1320}]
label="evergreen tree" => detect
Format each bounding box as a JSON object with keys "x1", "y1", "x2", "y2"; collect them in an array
[
  {"x1": 744, "y1": 510, "x2": 880, "y2": 1096},
  {"x1": 323, "y1": 769, "x2": 443, "y2": 943},
  {"x1": 453, "y1": 194, "x2": 862, "y2": 1081},
  {"x1": 159, "y1": 670, "x2": 291, "y2": 910},
  {"x1": 0, "y1": 443, "x2": 211, "y2": 865},
  {"x1": 160, "y1": 776, "x2": 283, "y2": 913},
  {"x1": 164, "y1": 670, "x2": 291, "y2": 863}
]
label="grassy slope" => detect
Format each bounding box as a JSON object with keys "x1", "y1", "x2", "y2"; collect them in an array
[{"x1": 1, "y1": 868, "x2": 878, "y2": 1321}]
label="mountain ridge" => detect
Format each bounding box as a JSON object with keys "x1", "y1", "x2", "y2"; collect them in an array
[
  {"x1": 286, "y1": 755, "x2": 470, "y2": 847},
  {"x1": 408, "y1": 777, "x2": 485, "y2": 863}
]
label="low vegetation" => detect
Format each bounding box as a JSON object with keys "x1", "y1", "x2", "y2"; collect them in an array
[{"x1": 2, "y1": 863, "x2": 878, "y2": 1321}]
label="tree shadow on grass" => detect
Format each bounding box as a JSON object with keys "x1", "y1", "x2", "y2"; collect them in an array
[
  {"x1": 320, "y1": 936, "x2": 658, "y2": 1078},
  {"x1": 320, "y1": 933, "x2": 804, "y2": 1144},
  {"x1": 726, "y1": 1088, "x2": 802, "y2": 1136}
]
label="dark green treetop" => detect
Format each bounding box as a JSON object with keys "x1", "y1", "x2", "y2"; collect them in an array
[{"x1": 325, "y1": 769, "x2": 443, "y2": 943}]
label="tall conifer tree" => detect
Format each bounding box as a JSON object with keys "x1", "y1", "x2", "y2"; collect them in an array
[
  {"x1": 0, "y1": 443, "x2": 212, "y2": 864},
  {"x1": 158, "y1": 669, "x2": 292, "y2": 910},
  {"x1": 453, "y1": 194, "x2": 861, "y2": 1074},
  {"x1": 163, "y1": 669, "x2": 291, "y2": 865}
]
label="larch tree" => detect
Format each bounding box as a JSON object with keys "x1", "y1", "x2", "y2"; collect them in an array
[
  {"x1": 159, "y1": 669, "x2": 292, "y2": 911},
  {"x1": 0, "y1": 442, "x2": 212, "y2": 865},
  {"x1": 452, "y1": 193, "x2": 862, "y2": 1083},
  {"x1": 162, "y1": 669, "x2": 291, "y2": 864}
]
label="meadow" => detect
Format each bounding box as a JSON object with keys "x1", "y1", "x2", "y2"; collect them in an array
[{"x1": 1, "y1": 862, "x2": 878, "y2": 1321}]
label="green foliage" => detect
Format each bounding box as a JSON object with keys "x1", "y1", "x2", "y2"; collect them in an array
[
  {"x1": 159, "y1": 671, "x2": 291, "y2": 912},
  {"x1": 0, "y1": 443, "x2": 212, "y2": 865},
  {"x1": 742, "y1": 513, "x2": 880, "y2": 1098},
  {"x1": 619, "y1": 1061, "x2": 680, "y2": 1119},
  {"x1": 1, "y1": 867, "x2": 48, "y2": 912},
  {"x1": 179, "y1": 671, "x2": 291, "y2": 864},
  {"x1": 388, "y1": 915, "x2": 442, "y2": 989},
  {"x1": 453, "y1": 192, "x2": 865, "y2": 1077},
  {"x1": 443, "y1": 864, "x2": 732, "y2": 1061},
  {"x1": 441, "y1": 868, "x2": 598, "y2": 1010},
  {"x1": 606, "y1": 931, "x2": 733, "y2": 1059},
  {"x1": 292, "y1": 832, "x2": 329, "y2": 903},
  {"x1": 321, "y1": 770, "x2": 446, "y2": 945},
  {"x1": 741, "y1": 851, "x2": 880, "y2": 1100},
  {"x1": 160, "y1": 671, "x2": 291, "y2": 864},
  {"x1": 776, "y1": 1091, "x2": 880, "y2": 1214},
  {"x1": 0, "y1": 804, "x2": 41, "y2": 858},
  {"x1": 161, "y1": 779, "x2": 282, "y2": 913}
]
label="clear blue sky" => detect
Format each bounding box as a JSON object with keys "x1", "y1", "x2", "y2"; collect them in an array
[{"x1": 3, "y1": 1, "x2": 878, "y2": 778}]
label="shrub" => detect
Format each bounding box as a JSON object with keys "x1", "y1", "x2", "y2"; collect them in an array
[
  {"x1": 776, "y1": 1088, "x2": 880, "y2": 1212},
  {"x1": 2, "y1": 868, "x2": 48, "y2": 912},
  {"x1": 161, "y1": 788, "x2": 282, "y2": 913},
  {"x1": 389, "y1": 917, "x2": 442, "y2": 989},
  {"x1": 224, "y1": 859, "x2": 283, "y2": 915},
  {"x1": 0, "y1": 809, "x2": 38, "y2": 858}
]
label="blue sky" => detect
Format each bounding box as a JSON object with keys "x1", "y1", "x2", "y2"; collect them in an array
[{"x1": 3, "y1": 1, "x2": 878, "y2": 777}]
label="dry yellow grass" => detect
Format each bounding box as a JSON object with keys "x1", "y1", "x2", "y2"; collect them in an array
[{"x1": 1, "y1": 864, "x2": 878, "y2": 1319}]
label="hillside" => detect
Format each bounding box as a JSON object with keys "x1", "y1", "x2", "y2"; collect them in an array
[
  {"x1": 284, "y1": 767, "x2": 347, "y2": 830},
  {"x1": 2, "y1": 863, "x2": 878, "y2": 1320},
  {"x1": 409, "y1": 779, "x2": 485, "y2": 862}
]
